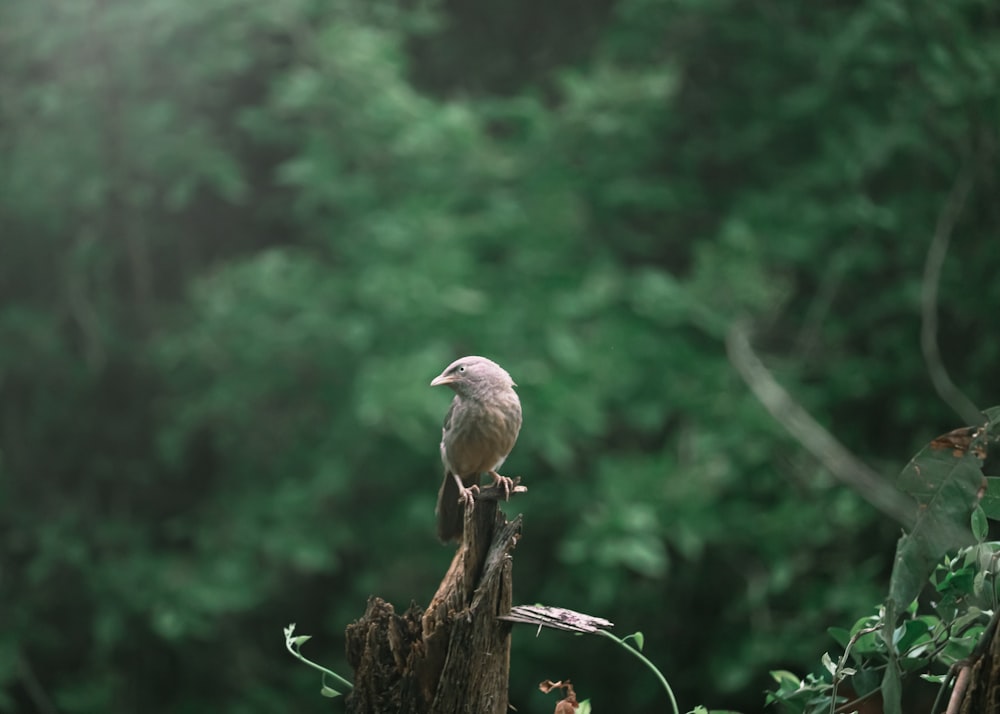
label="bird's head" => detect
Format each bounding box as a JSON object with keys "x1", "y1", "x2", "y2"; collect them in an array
[{"x1": 430, "y1": 355, "x2": 516, "y2": 396}]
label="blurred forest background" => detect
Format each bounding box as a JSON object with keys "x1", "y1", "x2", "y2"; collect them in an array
[{"x1": 1, "y1": 0, "x2": 999, "y2": 711}]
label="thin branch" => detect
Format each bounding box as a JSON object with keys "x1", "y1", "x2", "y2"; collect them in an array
[
  {"x1": 726, "y1": 322, "x2": 914, "y2": 527},
  {"x1": 283, "y1": 624, "x2": 354, "y2": 693},
  {"x1": 830, "y1": 626, "x2": 880, "y2": 714},
  {"x1": 931, "y1": 667, "x2": 959, "y2": 714},
  {"x1": 836, "y1": 683, "x2": 885, "y2": 714},
  {"x1": 921, "y1": 164, "x2": 981, "y2": 426}
]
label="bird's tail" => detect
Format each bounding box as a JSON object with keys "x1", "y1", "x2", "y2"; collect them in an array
[{"x1": 436, "y1": 471, "x2": 464, "y2": 542}]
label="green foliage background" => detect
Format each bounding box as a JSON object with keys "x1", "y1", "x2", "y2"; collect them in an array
[{"x1": 1, "y1": 0, "x2": 998, "y2": 711}]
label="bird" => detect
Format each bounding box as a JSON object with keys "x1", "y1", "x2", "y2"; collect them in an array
[{"x1": 430, "y1": 356, "x2": 523, "y2": 542}]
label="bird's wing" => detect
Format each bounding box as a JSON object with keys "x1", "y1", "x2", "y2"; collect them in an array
[
  {"x1": 441, "y1": 397, "x2": 457, "y2": 434},
  {"x1": 439, "y1": 398, "x2": 457, "y2": 472}
]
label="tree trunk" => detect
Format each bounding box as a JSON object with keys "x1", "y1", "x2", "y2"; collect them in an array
[{"x1": 344, "y1": 499, "x2": 521, "y2": 714}]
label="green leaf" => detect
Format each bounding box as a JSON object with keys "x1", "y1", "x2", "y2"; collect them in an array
[
  {"x1": 827, "y1": 626, "x2": 851, "y2": 648},
  {"x1": 943, "y1": 631, "x2": 982, "y2": 662},
  {"x1": 880, "y1": 660, "x2": 902, "y2": 714},
  {"x1": 320, "y1": 685, "x2": 341, "y2": 698},
  {"x1": 951, "y1": 607, "x2": 984, "y2": 633},
  {"x1": 850, "y1": 629, "x2": 885, "y2": 656},
  {"x1": 972, "y1": 505, "x2": 988, "y2": 542},
  {"x1": 632, "y1": 631, "x2": 645, "y2": 651},
  {"x1": 981, "y1": 478, "x2": 1000, "y2": 519},
  {"x1": 849, "y1": 612, "x2": 881, "y2": 635},
  {"x1": 894, "y1": 619, "x2": 930, "y2": 653},
  {"x1": 851, "y1": 667, "x2": 881, "y2": 697},
  {"x1": 888, "y1": 428, "x2": 986, "y2": 612},
  {"x1": 935, "y1": 565, "x2": 976, "y2": 595},
  {"x1": 769, "y1": 669, "x2": 801, "y2": 691},
  {"x1": 292, "y1": 635, "x2": 312, "y2": 647},
  {"x1": 881, "y1": 600, "x2": 902, "y2": 714}
]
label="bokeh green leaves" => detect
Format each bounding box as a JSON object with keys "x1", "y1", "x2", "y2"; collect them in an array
[{"x1": 2, "y1": 0, "x2": 999, "y2": 711}]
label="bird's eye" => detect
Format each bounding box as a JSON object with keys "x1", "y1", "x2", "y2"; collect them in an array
[{"x1": 458, "y1": 365, "x2": 466, "y2": 372}]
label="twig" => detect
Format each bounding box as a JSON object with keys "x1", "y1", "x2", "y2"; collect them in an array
[
  {"x1": 836, "y1": 682, "x2": 885, "y2": 714},
  {"x1": 283, "y1": 624, "x2": 354, "y2": 693},
  {"x1": 726, "y1": 322, "x2": 914, "y2": 526},
  {"x1": 931, "y1": 667, "x2": 958, "y2": 714},
  {"x1": 920, "y1": 164, "x2": 981, "y2": 426},
  {"x1": 830, "y1": 626, "x2": 880, "y2": 714}
]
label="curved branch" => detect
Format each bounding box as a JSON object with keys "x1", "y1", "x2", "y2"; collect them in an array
[
  {"x1": 726, "y1": 322, "x2": 913, "y2": 527},
  {"x1": 921, "y1": 165, "x2": 981, "y2": 426}
]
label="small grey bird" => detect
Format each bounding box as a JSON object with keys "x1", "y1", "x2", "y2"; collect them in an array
[{"x1": 430, "y1": 356, "x2": 523, "y2": 542}]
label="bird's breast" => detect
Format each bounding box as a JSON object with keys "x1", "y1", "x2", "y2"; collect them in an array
[{"x1": 441, "y1": 392, "x2": 522, "y2": 477}]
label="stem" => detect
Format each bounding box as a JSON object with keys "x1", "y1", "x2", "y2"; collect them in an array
[
  {"x1": 831, "y1": 626, "x2": 880, "y2": 714},
  {"x1": 284, "y1": 636, "x2": 354, "y2": 692},
  {"x1": 930, "y1": 667, "x2": 958, "y2": 714},
  {"x1": 596, "y1": 630, "x2": 679, "y2": 714}
]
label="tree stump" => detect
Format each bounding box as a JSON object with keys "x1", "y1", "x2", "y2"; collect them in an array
[{"x1": 344, "y1": 495, "x2": 521, "y2": 714}]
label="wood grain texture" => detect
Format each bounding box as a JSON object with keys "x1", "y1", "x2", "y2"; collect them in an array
[{"x1": 345, "y1": 500, "x2": 521, "y2": 713}]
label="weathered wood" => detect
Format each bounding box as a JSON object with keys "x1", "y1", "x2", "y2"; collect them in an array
[
  {"x1": 344, "y1": 598, "x2": 426, "y2": 714},
  {"x1": 499, "y1": 605, "x2": 614, "y2": 634},
  {"x1": 344, "y1": 499, "x2": 521, "y2": 714}
]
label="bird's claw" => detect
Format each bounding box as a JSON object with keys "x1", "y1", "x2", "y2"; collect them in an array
[
  {"x1": 459, "y1": 484, "x2": 479, "y2": 513},
  {"x1": 490, "y1": 471, "x2": 514, "y2": 501}
]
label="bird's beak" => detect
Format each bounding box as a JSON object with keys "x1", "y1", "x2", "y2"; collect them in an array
[{"x1": 430, "y1": 373, "x2": 458, "y2": 387}]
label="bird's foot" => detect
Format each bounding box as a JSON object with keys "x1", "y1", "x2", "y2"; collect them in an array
[
  {"x1": 488, "y1": 471, "x2": 514, "y2": 501},
  {"x1": 459, "y1": 484, "x2": 479, "y2": 513}
]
